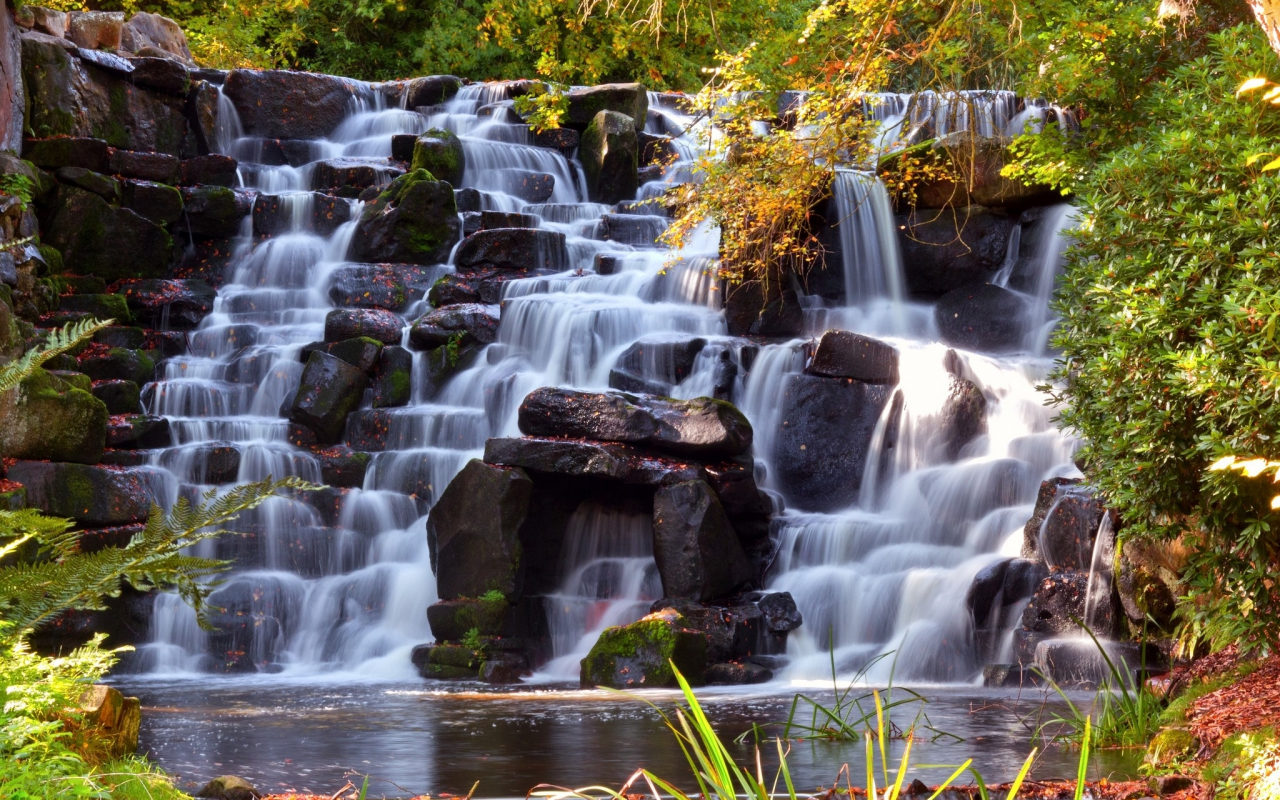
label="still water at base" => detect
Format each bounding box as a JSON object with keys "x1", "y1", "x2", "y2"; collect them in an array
[{"x1": 113, "y1": 679, "x2": 1140, "y2": 797}]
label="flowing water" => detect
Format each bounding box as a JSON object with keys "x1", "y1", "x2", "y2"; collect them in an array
[{"x1": 117, "y1": 81, "x2": 1094, "y2": 791}]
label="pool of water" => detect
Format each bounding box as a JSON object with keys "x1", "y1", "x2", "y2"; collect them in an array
[{"x1": 111, "y1": 678, "x2": 1141, "y2": 797}]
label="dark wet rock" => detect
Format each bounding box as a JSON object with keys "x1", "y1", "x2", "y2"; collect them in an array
[
  {"x1": 288, "y1": 351, "x2": 368, "y2": 443},
  {"x1": 453, "y1": 187, "x2": 482, "y2": 212},
  {"x1": 609, "y1": 335, "x2": 706, "y2": 393},
  {"x1": 179, "y1": 186, "x2": 252, "y2": 238},
  {"x1": 484, "y1": 436, "x2": 706, "y2": 486},
  {"x1": 311, "y1": 336, "x2": 383, "y2": 373},
  {"x1": 938, "y1": 375, "x2": 987, "y2": 460},
  {"x1": 775, "y1": 374, "x2": 894, "y2": 512},
  {"x1": 127, "y1": 56, "x2": 189, "y2": 94},
  {"x1": 77, "y1": 347, "x2": 156, "y2": 384},
  {"x1": 222, "y1": 69, "x2": 374, "y2": 140},
  {"x1": 501, "y1": 170, "x2": 555, "y2": 203},
  {"x1": 58, "y1": 293, "x2": 130, "y2": 323},
  {"x1": 518, "y1": 387, "x2": 753, "y2": 459},
  {"x1": 806, "y1": 330, "x2": 899, "y2": 384},
  {"x1": 533, "y1": 127, "x2": 579, "y2": 153},
  {"x1": 371, "y1": 345, "x2": 413, "y2": 408},
  {"x1": 898, "y1": 208, "x2": 1014, "y2": 297},
  {"x1": 91, "y1": 379, "x2": 141, "y2": 415},
  {"x1": 0, "y1": 367, "x2": 107, "y2": 463},
  {"x1": 185, "y1": 442, "x2": 241, "y2": 484},
  {"x1": 427, "y1": 458, "x2": 532, "y2": 600},
  {"x1": 913, "y1": 133, "x2": 1058, "y2": 210},
  {"x1": 326, "y1": 263, "x2": 439, "y2": 311},
  {"x1": 566, "y1": 83, "x2": 648, "y2": 128},
  {"x1": 414, "y1": 642, "x2": 483, "y2": 679},
  {"x1": 480, "y1": 211, "x2": 538, "y2": 230},
  {"x1": 24, "y1": 136, "x2": 109, "y2": 172},
  {"x1": 598, "y1": 213, "x2": 666, "y2": 246},
  {"x1": 312, "y1": 446, "x2": 370, "y2": 488},
  {"x1": 1034, "y1": 482, "x2": 1107, "y2": 571},
  {"x1": 702, "y1": 458, "x2": 772, "y2": 520},
  {"x1": 54, "y1": 166, "x2": 120, "y2": 202},
  {"x1": 653, "y1": 479, "x2": 753, "y2": 601},
  {"x1": 1021, "y1": 477, "x2": 1078, "y2": 559},
  {"x1": 724, "y1": 281, "x2": 804, "y2": 337},
  {"x1": 454, "y1": 227, "x2": 569, "y2": 273},
  {"x1": 108, "y1": 149, "x2": 181, "y2": 184},
  {"x1": 935, "y1": 283, "x2": 1032, "y2": 354},
  {"x1": 1019, "y1": 570, "x2": 1117, "y2": 645},
  {"x1": 116, "y1": 278, "x2": 215, "y2": 330},
  {"x1": 8, "y1": 461, "x2": 152, "y2": 525},
  {"x1": 43, "y1": 186, "x2": 172, "y2": 281},
  {"x1": 402, "y1": 75, "x2": 461, "y2": 108},
  {"x1": 350, "y1": 170, "x2": 459, "y2": 265},
  {"x1": 706, "y1": 661, "x2": 773, "y2": 685},
  {"x1": 172, "y1": 236, "x2": 236, "y2": 287},
  {"x1": 323, "y1": 308, "x2": 403, "y2": 345},
  {"x1": 252, "y1": 192, "x2": 352, "y2": 238},
  {"x1": 580, "y1": 609, "x2": 706, "y2": 688},
  {"x1": 194, "y1": 774, "x2": 261, "y2": 800},
  {"x1": 417, "y1": 340, "x2": 484, "y2": 400},
  {"x1": 967, "y1": 558, "x2": 1012, "y2": 628},
  {"x1": 106, "y1": 413, "x2": 171, "y2": 449},
  {"x1": 1034, "y1": 639, "x2": 1164, "y2": 688},
  {"x1": 1115, "y1": 539, "x2": 1179, "y2": 631},
  {"x1": 312, "y1": 157, "x2": 401, "y2": 194},
  {"x1": 411, "y1": 128, "x2": 465, "y2": 187},
  {"x1": 390, "y1": 133, "x2": 416, "y2": 162},
  {"x1": 480, "y1": 655, "x2": 525, "y2": 684},
  {"x1": 758, "y1": 592, "x2": 803, "y2": 633},
  {"x1": 181, "y1": 154, "x2": 237, "y2": 187},
  {"x1": 638, "y1": 131, "x2": 676, "y2": 166},
  {"x1": 122, "y1": 179, "x2": 183, "y2": 225},
  {"x1": 580, "y1": 110, "x2": 638, "y2": 204},
  {"x1": 409, "y1": 303, "x2": 499, "y2": 350},
  {"x1": 188, "y1": 80, "x2": 220, "y2": 155}
]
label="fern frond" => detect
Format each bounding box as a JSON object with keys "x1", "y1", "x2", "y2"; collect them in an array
[{"x1": 0, "y1": 318, "x2": 114, "y2": 394}]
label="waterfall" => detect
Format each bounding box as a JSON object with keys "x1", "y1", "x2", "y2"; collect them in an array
[{"x1": 831, "y1": 170, "x2": 905, "y2": 310}]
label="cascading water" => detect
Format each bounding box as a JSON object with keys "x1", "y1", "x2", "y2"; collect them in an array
[{"x1": 137, "y1": 78, "x2": 1079, "y2": 687}]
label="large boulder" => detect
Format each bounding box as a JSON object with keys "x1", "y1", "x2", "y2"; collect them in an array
[
  {"x1": 401, "y1": 75, "x2": 461, "y2": 108},
  {"x1": 580, "y1": 110, "x2": 638, "y2": 205},
  {"x1": 724, "y1": 282, "x2": 804, "y2": 337},
  {"x1": 179, "y1": 186, "x2": 252, "y2": 238},
  {"x1": 7, "y1": 461, "x2": 153, "y2": 525},
  {"x1": 774, "y1": 374, "x2": 894, "y2": 512},
  {"x1": 518, "y1": 387, "x2": 753, "y2": 459},
  {"x1": 1, "y1": 2, "x2": 25, "y2": 154},
  {"x1": 580, "y1": 609, "x2": 707, "y2": 688},
  {"x1": 0, "y1": 367, "x2": 107, "y2": 463},
  {"x1": 653, "y1": 480, "x2": 753, "y2": 601},
  {"x1": 1033, "y1": 482, "x2": 1107, "y2": 571},
  {"x1": 898, "y1": 207, "x2": 1014, "y2": 297},
  {"x1": 288, "y1": 351, "x2": 368, "y2": 443},
  {"x1": 934, "y1": 283, "x2": 1032, "y2": 354},
  {"x1": 109, "y1": 149, "x2": 181, "y2": 184},
  {"x1": 426, "y1": 459, "x2": 532, "y2": 599},
  {"x1": 806, "y1": 330, "x2": 899, "y2": 384},
  {"x1": 116, "y1": 278, "x2": 216, "y2": 330},
  {"x1": 409, "y1": 303, "x2": 499, "y2": 350},
  {"x1": 911, "y1": 133, "x2": 1058, "y2": 210},
  {"x1": 609, "y1": 335, "x2": 706, "y2": 394},
  {"x1": 565, "y1": 83, "x2": 647, "y2": 129},
  {"x1": 42, "y1": 186, "x2": 172, "y2": 281},
  {"x1": 67, "y1": 11, "x2": 123, "y2": 49},
  {"x1": 484, "y1": 436, "x2": 707, "y2": 486},
  {"x1": 122, "y1": 179, "x2": 183, "y2": 225},
  {"x1": 410, "y1": 129, "x2": 464, "y2": 187},
  {"x1": 350, "y1": 170, "x2": 459, "y2": 265},
  {"x1": 327, "y1": 264, "x2": 436, "y2": 311},
  {"x1": 937, "y1": 374, "x2": 987, "y2": 460},
  {"x1": 453, "y1": 228, "x2": 569, "y2": 272},
  {"x1": 222, "y1": 69, "x2": 374, "y2": 139},
  {"x1": 323, "y1": 308, "x2": 402, "y2": 345},
  {"x1": 21, "y1": 35, "x2": 189, "y2": 154},
  {"x1": 1018, "y1": 570, "x2": 1119, "y2": 647},
  {"x1": 120, "y1": 12, "x2": 194, "y2": 64}
]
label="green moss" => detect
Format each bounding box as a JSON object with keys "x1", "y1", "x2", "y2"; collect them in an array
[
  {"x1": 1145, "y1": 728, "x2": 1197, "y2": 772},
  {"x1": 37, "y1": 244, "x2": 63, "y2": 274},
  {"x1": 1162, "y1": 660, "x2": 1263, "y2": 726},
  {"x1": 410, "y1": 129, "x2": 464, "y2": 186}
]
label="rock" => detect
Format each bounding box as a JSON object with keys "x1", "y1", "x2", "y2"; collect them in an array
[
  {"x1": 609, "y1": 336, "x2": 706, "y2": 392},
  {"x1": 106, "y1": 413, "x2": 171, "y2": 448},
  {"x1": 1032, "y1": 482, "x2": 1106, "y2": 571},
  {"x1": 484, "y1": 436, "x2": 707, "y2": 486},
  {"x1": 653, "y1": 480, "x2": 753, "y2": 601},
  {"x1": 480, "y1": 656, "x2": 525, "y2": 684},
  {"x1": 479, "y1": 211, "x2": 538, "y2": 230},
  {"x1": 253, "y1": 192, "x2": 352, "y2": 238},
  {"x1": 308, "y1": 336, "x2": 383, "y2": 372},
  {"x1": 122, "y1": 179, "x2": 183, "y2": 225},
  {"x1": 1033, "y1": 639, "x2": 1163, "y2": 687},
  {"x1": 409, "y1": 303, "x2": 499, "y2": 349},
  {"x1": 501, "y1": 170, "x2": 555, "y2": 203},
  {"x1": 934, "y1": 283, "x2": 1032, "y2": 354},
  {"x1": 967, "y1": 558, "x2": 1012, "y2": 628},
  {"x1": 181, "y1": 154, "x2": 238, "y2": 187},
  {"x1": 410, "y1": 128, "x2": 465, "y2": 186},
  {"x1": 323, "y1": 308, "x2": 402, "y2": 345},
  {"x1": 938, "y1": 375, "x2": 987, "y2": 460},
  {"x1": 899, "y1": 208, "x2": 1014, "y2": 297},
  {"x1": 43, "y1": 186, "x2": 172, "y2": 281},
  {"x1": 417, "y1": 340, "x2": 483, "y2": 399},
  {"x1": 580, "y1": 609, "x2": 707, "y2": 688},
  {"x1": 912, "y1": 133, "x2": 1058, "y2": 209},
  {"x1": 58, "y1": 293, "x2": 130, "y2": 323},
  {"x1": 47, "y1": 371, "x2": 92, "y2": 392},
  {"x1": 0, "y1": 367, "x2": 107, "y2": 463},
  {"x1": 1115, "y1": 538, "x2": 1180, "y2": 631},
  {"x1": 222, "y1": 69, "x2": 374, "y2": 139},
  {"x1": 188, "y1": 80, "x2": 219, "y2": 154},
  {"x1": 312, "y1": 446, "x2": 370, "y2": 488},
  {"x1": 518, "y1": 387, "x2": 753, "y2": 459},
  {"x1": 116, "y1": 278, "x2": 215, "y2": 330},
  {"x1": 77, "y1": 347, "x2": 155, "y2": 384},
  {"x1": 67, "y1": 11, "x2": 123, "y2": 49},
  {"x1": 21, "y1": 36, "x2": 188, "y2": 154},
  {"x1": 533, "y1": 127, "x2": 578, "y2": 153},
  {"x1": 598, "y1": 213, "x2": 666, "y2": 246},
  {"x1": 8, "y1": 461, "x2": 152, "y2": 525},
  {"x1": 724, "y1": 281, "x2": 804, "y2": 337},
  {"x1": 706, "y1": 661, "x2": 773, "y2": 685},
  {"x1": 127, "y1": 56, "x2": 189, "y2": 94},
  {"x1": 108, "y1": 149, "x2": 181, "y2": 184},
  {"x1": 172, "y1": 236, "x2": 236, "y2": 286},
  {"x1": 758, "y1": 592, "x2": 803, "y2": 633},
  {"x1": 54, "y1": 166, "x2": 120, "y2": 202},
  {"x1": 580, "y1": 110, "x2": 638, "y2": 204},
  {"x1": 371, "y1": 345, "x2": 413, "y2": 407},
  {"x1": 426, "y1": 459, "x2": 532, "y2": 600},
  {"x1": 350, "y1": 170, "x2": 460, "y2": 265},
  {"x1": 185, "y1": 442, "x2": 241, "y2": 483},
  {"x1": 120, "y1": 12, "x2": 193, "y2": 64},
  {"x1": 78, "y1": 684, "x2": 140, "y2": 759},
  {"x1": 1145, "y1": 729, "x2": 1196, "y2": 771},
  {"x1": 25, "y1": 7, "x2": 69, "y2": 38},
  {"x1": 566, "y1": 83, "x2": 648, "y2": 128},
  {"x1": 91, "y1": 380, "x2": 141, "y2": 414},
  {"x1": 288, "y1": 351, "x2": 369, "y2": 443},
  {"x1": 454, "y1": 228, "x2": 569, "y2": 273},
  {"x1": 774, "y1": 374, "x2": 894, "y2": 512},
  {"x1": 24, "y1": 137, "x2": 109, "y2": 171},
  {"x1": 414, "y1": 642, "x2": 482, "y2": 679},
  {"x1": 1018, "y1": 570, "x2": 1118, "y2": 643},
  {"x1": 1154, "y1": 776, "x2": 1195, "y2": 796},
  {"x1": 180, "y1": 186, "x2": 252, "y2": 238},
  {"x1": 427, "y1": 597, "x2": 510, "y2": 640},
  {"x1": 806, "y1": 330, "x2": 899, "y2": 383},
  {"x1": 311, "y1": 157, "x2": 400, "y2": 194},
  {"x1": 402, "y1": 75, "x2": 461, "y2": 108},
  {"x1": 195, "y1": 775, "x2": 261, "y2": 800},
  {"x1": 390, "y1": 133, "x2": 416, "y2": 162}
]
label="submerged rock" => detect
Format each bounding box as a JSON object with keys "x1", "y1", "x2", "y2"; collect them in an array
[
  {"x1": 518, "y1": 387, "x2": 753, "y2": 459},
  {"x1": 580, "y1": 609, "x2": 707, "y2": 688}
]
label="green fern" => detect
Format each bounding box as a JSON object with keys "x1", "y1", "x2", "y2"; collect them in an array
[
  {"x1": 0, "y1": 318, "x2": 113, "y2": 394},
  {"x1": 0, "y1": 477, "x2": 319, "y2": 642}
]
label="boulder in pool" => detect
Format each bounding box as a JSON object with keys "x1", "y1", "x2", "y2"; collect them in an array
[{"x1": 580, "y1": 608, "x2": 707, "y2": 688}]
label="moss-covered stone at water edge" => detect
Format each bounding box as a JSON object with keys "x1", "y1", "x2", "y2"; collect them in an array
[{"x1": 579, "y1": 610, "x2": 708, "y2": 689}]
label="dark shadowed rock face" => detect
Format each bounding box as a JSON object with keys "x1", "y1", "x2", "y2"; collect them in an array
[
  {"x1": 774, "y1": 374, "x2": 894, "y2": 512},
  {"x1": 8, "y1": 461, "x2": 152, "y2": 526},
  {"x1": 652, "y1": 479, "x2": 754, "y2": 601},
  {"x1": 409, "y1": 303, "x2": 499, "y2": 350},
  {"x1": 454, "y1": 228, "x2": 569, "y2": 272},
  {"x1": 483, "y1": 437, "x2": 708, "y2": 486},
  {"x1": 371, "y1": 345, "x2": 413, "y2": 408},
  {"x1": 1036, "y1": 484, "x2": 1107, "y2": 571},
  {"x1": 898, "y1": 207, "x2": 1013, "y2": 297},
  {"x1": 323, "y1": 308, "x2": 403, "y2": 345},
  {"x1": 326, "y1": 264, "x2": 437, "y2": 311},
  {"x1": 518, "y1": 387, "x2": 753, "y2": 459},
  {"x1": 288, "y1": 351, "x2": 368, "y2": 443},
  {"x1": 426, "y1": 459, "x2": 532, "y2": 600},
  {"x1": 115, "y1": 279, "x2": 215, "y2": 330},
  {"x1": 935, "y1": 283, "x2": 1032, "y2": 354},
  {"x1": 43, "y1": 186, "x2": 172, "y2": 282},
  {"x1": 758, "y1": 592, "x2": 803, "y2": 633},
  {"x1": 580, "y1": 110, "x2": 638, "y2": 205},
  {"x1": 222, "y1": 68, "x2": 375, "y2": 139},
  {"x1": 806, "y1": 330, "x2": 899, "y2": 384}
]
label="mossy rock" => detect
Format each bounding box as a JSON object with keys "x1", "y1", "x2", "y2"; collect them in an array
[
  {"x1": 580, "y1": 610, "x2": 708, "y2": 689},
  {"x1": 411, "y1": 129, "x2": 465, "y2": 187},
  {"x1": 350, "y1": 169, "x2": 460, "y2": 265},
  {"x1": 1145, "y1": 728, "x2": 1197, "y2": 770},
  {"x1": 580, "y1": 110, "x2": 639, "y2": 205},
  {"x1": 0, "y1": 366, "x2": 108, "y2": 463},
  {"x1": 58, "y1": 293, "x2": 132, "y2": 324},
  {"x1": 43, "y1": 186, "x2": 172, "y2": 282},
  {"x1": 78, "y1": 347, "x2": 157, "y2": 384},
  {"x1": 372, "y1": 345, "x2": 413, "y2": 408}
]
